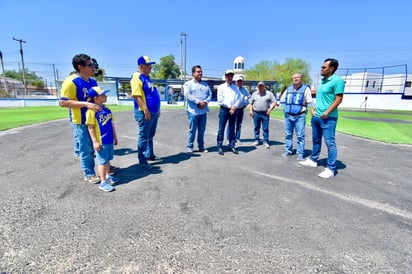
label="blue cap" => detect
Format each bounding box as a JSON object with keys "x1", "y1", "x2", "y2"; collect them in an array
[
  {"x1": 137, "y1": 56, "x2": 156, "y2": 65},
  {"x1": 87, "y1": 86, "x2": 110, "y2": 98}
]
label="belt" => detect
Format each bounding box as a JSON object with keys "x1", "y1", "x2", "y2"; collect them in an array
[
  {"x1": 220, "y1": 105, "x2": 230, "y2": 111},
  {"x1": 254, "y1": 110, "x2": 267, "y2": 115},
  {"x1": 287, "y1": 111, "x2": 306, "y2": 116}
]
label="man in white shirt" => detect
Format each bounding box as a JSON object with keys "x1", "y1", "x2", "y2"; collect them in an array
[{"x1": 216, "y1": 69, "x2": 242, "y2": 155}]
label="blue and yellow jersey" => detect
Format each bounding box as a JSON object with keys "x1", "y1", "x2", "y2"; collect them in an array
[
  {"x1": 86, "y1": 105, "x2": 114, "y2": 145},
  {"x1": 60, "y1": 75, "x2": 98, "y2": 124},
  {"x1": 130, "y1": 72, "x2": 160, "y2": 113}
]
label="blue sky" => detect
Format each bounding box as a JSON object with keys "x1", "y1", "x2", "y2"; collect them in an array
[{"x1": 1, "y1": 0, "x2": 411, "y2": 84}]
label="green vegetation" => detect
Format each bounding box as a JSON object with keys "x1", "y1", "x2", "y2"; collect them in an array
[
  {"x1": 0, "y1": 105, "x2": 131, "y2": 131},
  {"x1": 270, "y1": 108, "x2": 412, "y2": 144},
  {"x1": 0, "y1": 106, "x2": 68, "y2": 130},
  {"x1": 244, "y1": 58, "x2": 312, "y2": 93},
  {"x1": 151, "y1": 54, "x2": 181, "y2": 79},
  {"x1": 0, "y1": 106, "x2": 411, "y2": 145},
  {"x1": 4, "y1": 69, "x2": 46, "y2": 89}
]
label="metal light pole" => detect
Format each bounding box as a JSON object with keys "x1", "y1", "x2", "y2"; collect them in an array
[
  {"x1": 0, "y1": 50, "x2": 9, "y2": 95},
  {"x1": 13, "y1": 37, "x2": 27, "y2": 95},
  {"x1": 180, "y1": 34, "x2": 183, "y2": 80},
  {"x1": 181, "y1": 32, "x2": 187, "y2": 80}
]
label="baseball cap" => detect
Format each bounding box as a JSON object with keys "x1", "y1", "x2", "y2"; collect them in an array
[
  {"x1": 137, "y1": 56, "x2": 156, "y2": 66},
  {"x1": 234, "y1": 75, "x2": 244, "y2": 81},
  {"x1": 87, "y1": 86, "x2": 110, "y2": 98},
  {"x1": 225, "y1": 69, "x2": 235, "y2": 75},
  {"x1": 257, "y1": 81, "x2": 265, "y2": 86}
]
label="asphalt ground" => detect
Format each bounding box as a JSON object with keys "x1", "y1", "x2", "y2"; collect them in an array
[{"x1": 1, "y1": 108, "x2": 411, "y2": 273}]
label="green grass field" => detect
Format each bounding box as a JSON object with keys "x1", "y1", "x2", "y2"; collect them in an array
[
  {"x1": 1, "y1": 106, "x2": 411, "y2": 144},
  {"x1": 270, "y1": 109, "x2": 412, "y2": 144}
]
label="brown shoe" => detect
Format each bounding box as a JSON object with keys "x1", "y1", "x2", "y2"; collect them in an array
[{"x1": 84, "y1": 175, "x2": 101, "y2": 184}]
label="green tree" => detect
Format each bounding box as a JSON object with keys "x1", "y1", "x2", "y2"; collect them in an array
[
  {"x1": 244, "y1": 60, "x2": 280, "y2": 80},
  {"x1": 276, "y1": 58, "x2": 312, "y2": 92},
  {"x1": 151, "y1": 54, "x2": 180, "y2": 79},
  {"x1": 5, "y1": 69, "x2": 45, "y2": 89},
  {"x1": 95, "y1": 68, "x2": 106, "y2": 82},
  {"x1": 245, "y1": 58, "x2": 311, "y2": 93},
  {"x1": 31, "y1": 80, "x2": 44, "y2": 90},
  {"x1": 5, "y1": 70, "x2": 22, "y2": 80}
]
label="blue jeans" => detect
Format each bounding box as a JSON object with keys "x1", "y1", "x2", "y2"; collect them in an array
[
  {"x1": 309, "y1": 116, "x2": 338, "y2": 171},
  {"x1": 217, "y1": 107, "x2": 236, "y2": 149},
  {"x1": 73, "y1": 124, "x2": 96, "y2": 177},
  {"x1": 284, "y1": 113, "x2": 306, "y2": 156},
  {"x1": 253, "y1": 111, "x2": 270, "y2": 144},
  {"x1": 96, "y1": 144, "x2": 114, "y2": 165},
  {"x1": 226, "y1": 108, "x2": 244, "y2": 141},
  {"x1": 187, "y1": 112, "x2": 207, "y2": 150},
  {"x1": 134, "y1": 110, "x2": 159, "y2": 164},
  {"x1": 71, "y1": 122, "x2": 80, "y2": 157}
]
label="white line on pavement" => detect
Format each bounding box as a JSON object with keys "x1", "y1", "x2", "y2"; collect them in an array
[{"x1": 242, "y1": 167, "x2": 412, "y2": 221}]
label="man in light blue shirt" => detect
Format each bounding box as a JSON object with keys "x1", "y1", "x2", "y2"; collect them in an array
[{"x1": 183, "y1": 65, "x2": 212, "y2": 154}]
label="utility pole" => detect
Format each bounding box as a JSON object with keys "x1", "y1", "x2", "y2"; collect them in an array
[
  {"x1": 180, "y1": 34, "x2": 183, "y2": 80},
  {"x1": 13, "y1": 37, "x2": 27, "y2": 95},
  {"x1": 0, "y1": 50, "x2": 9, "y2": 95},
  {"x1": 180, "y1": 32, "x2": 187, "y2": 80}
]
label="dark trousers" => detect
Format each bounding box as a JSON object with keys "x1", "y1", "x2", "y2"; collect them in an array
[
  {"x1": 226, "y1": 108, "x2": 244, "y2": 141},
  {"x1": 217, "y1": 106, "x2": 236, "y2": 149}
]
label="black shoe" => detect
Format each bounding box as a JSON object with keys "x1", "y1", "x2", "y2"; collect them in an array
[
  {"x1": 230, "y1": 148, "x2": 239, "y2": 154},
  {"x1": 218, "y1": 148, "x2": 224, "y2": 155},
  {"x1": 148, "y1": 155, "x2": 161, "y2": 161}
]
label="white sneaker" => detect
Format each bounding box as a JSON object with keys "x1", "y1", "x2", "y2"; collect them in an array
[
  {"x1": 299, "y1": 158, "x2": 317, "y2": 167},
  {"x1": 318, "y1": 168, "x2": 335, "y2": 178},
  {"x1": 263, "y1": 142, "x2": 270, "y2": 149}
]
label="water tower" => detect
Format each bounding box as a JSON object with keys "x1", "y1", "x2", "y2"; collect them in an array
[
  {"x1": 233, "y1": 56, "x2": 245, "y2": 79},
  {"x1": 222, "y1": 56, "x2": 246, "y2": 79}
]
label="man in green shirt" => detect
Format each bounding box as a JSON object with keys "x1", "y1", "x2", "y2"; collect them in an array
[{"x1": 300, "y1": 58, "x2": 345, "y2": 178}]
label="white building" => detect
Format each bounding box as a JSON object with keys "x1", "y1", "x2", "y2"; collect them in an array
[
  {"x1": 333, "y1": 71, "x2": 412, "y2": 110},
  {"x1": 343, "y1": 72, "x2": 411, "y2": 96},
  {"x1": 0, "y1": 77, "x2": 24, "y2": 97}
]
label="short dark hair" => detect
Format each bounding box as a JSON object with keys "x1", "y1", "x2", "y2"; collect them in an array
[
  {"x1": 72, "y1": 54, "x2": 91, "y2": 72},
  {"x1": 192, "y1": 65, "x2": 202, "y2": 74},
  {"x1": 324, "y1": 58, "x2": 339, "y2": 72}
]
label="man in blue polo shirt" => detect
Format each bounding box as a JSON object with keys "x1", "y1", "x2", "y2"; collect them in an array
[
  {"x1": 130, "y1": 56, "x2": 161, "y2": 170},
  {"x1": 300, "y1": 58, "x2": 345, "y2": 178}
]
